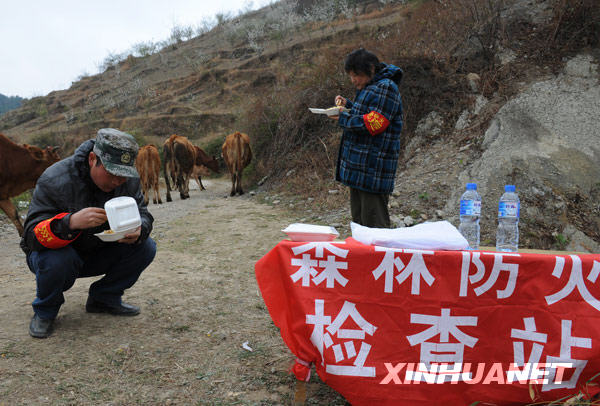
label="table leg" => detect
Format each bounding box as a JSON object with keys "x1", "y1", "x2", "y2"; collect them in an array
[{"x1": 293, "y1": 380, "x2": 307, "y2": 405}]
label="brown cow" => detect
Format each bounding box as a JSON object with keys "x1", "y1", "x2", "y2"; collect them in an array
[
  {"x1": 0, "y1": 133, "x2": 60, "y2": 236},
  {"x1": 192, "y1": 145, "x2": 219, "y2": 191},
  {"x1": 136, "y1": 144, "x2": 162, "y2": 205},
  {"x1": 162, "y1": 134, "x2": 177, "y2": 195},
  {"x1": 222, "y1": 131, "x2": 252, "y2": 196},
  {"x1": 163, "y1": 134, "x2": 196, "y2": 201}
]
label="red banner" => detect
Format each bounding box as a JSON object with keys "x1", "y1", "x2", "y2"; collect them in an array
[{"x1": 255, "y1": 238, "x2": 600, "y2": 405}]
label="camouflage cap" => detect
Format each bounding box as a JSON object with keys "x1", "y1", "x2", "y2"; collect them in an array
[{"x1": 92, "y1": 128, "x2": 139, "y2": 178}]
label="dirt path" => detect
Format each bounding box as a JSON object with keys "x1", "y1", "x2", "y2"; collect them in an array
[{"x1": 0, "y1": 178, "x2": 344, "y2": 405}]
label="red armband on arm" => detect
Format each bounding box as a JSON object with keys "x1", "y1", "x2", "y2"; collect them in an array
[
  {"x1": 363, "y1": 111, "x2": 390, "y2": 136},
  {"x1": 33, "y1": 213, "x2": 80, "y2": 249}
]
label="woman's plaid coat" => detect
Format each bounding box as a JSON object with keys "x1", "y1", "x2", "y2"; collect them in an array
[{"x1": 335, "y1": 63, "x2": 403, "y2": 194}]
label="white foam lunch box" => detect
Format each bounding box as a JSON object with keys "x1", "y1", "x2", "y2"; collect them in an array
[
  {"x1": 104, "y1": 197, "x2": 141, "y2": 232},
  {"x1": 282, "y1": 223, "x2": 339, "y2": 242}
]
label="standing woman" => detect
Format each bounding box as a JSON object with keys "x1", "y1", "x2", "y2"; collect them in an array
[{"x1": 331, "y1": 48, "x2": 403, "y2": 228}]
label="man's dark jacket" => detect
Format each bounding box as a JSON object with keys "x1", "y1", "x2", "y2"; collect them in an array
[{"x1": 20, "y1": 140, "x2": 153, "y2": 256}]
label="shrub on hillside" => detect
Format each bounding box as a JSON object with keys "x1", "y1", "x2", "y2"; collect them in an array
[
  {"x1": 237, "y1": 47, "x2": 351, "y2": 185},
  {"x1": 196, "y1": 16, "x2": 217, "y2": 36},
  {"x1": 222, "y1": 2, "x2": 308, "y2": 51},
  {"x1": 216, "y1": 12, "x2": 233, "y2": 26},
  {"x1": 169, "y1": 24, "x2": 195, "y2": 44},
  {"x1": 132, "y1": 41, "x2": 159, "y2": 57},
  {"x1": 30, "y1": 132, "x2": 63, "y2": 149},
  {"x1": 99, "y1": 51, "x2": 128, "y2": 72},
  {"x1": 201, "y1": 136, "x2": 226, "y2": 160},
  {"x1": 545, "y1": 0, "x2": 599, "y2": 53}
]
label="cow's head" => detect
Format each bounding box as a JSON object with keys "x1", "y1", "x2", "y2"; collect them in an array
[
  {"x1": 25, "y1": 144, "x2": 60, "y2": 164},
  {"x1": 206, "y1": 155, "x2": 219, "y2": 173},
  {"x1": 45, "y1": 146, "x2": 61, "y2": 162}
]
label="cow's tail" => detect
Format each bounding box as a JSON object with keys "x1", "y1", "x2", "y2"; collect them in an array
[
  {"x1": 163, "y1": 145, "x2": 173, "y2": 202},
  {"x1": 234, "y1": 132, "x2": 243, "y2": 175}
]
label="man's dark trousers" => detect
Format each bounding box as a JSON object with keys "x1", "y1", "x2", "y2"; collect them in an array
[{"x1": 26, "y1": 238, "x2": 156, "y2": 319}]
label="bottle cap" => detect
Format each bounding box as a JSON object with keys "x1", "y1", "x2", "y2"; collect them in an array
[
  {"x1": 504, "y1": 185, "x2": 516, "y2": 192},
  {"x1": 466, "y1": 183, "x2": 477, "y2": 190}
]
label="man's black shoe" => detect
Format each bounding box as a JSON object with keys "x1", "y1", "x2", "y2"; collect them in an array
[
  {"x1": 29, "y1": 314, "x2": 54, "y2": 338},
  {"x1": 86, "y1": 298, "x2": 140, "y2": 316}
]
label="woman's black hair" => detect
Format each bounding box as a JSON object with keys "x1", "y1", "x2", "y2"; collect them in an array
[{"x1": 344, "y1": 48, "x2": 383, "y2": 77}]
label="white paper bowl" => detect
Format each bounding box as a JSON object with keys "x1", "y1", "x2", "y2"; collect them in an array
[
  {"x1": 104, "y1": 197, "x2": 141, "y2": 232},
  {"x1": 94, "y1": 227, "x2": 137, "y2": 242},
  {"x1": 309, "y1": 107, "x2": 348, "y2": 116},
  {"x1": 282, "y1": 223, "x2": 339, "y2": 242}
]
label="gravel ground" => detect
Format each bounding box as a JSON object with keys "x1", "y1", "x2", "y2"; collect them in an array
[{"x1": 0, "y1": 178, "x2": 346, "y2": 405}]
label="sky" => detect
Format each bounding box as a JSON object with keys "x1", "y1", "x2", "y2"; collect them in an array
[{"x1": 0, "y1": 0, "x2": 269, "y2": 98}]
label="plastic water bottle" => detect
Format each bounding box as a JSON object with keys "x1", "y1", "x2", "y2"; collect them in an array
[
  {"x1": 459, "y1": 183, "x2": 481, "y2": 250},
  {"x1": 496, "y1": 185, "x2": 520, "y2": 252}
]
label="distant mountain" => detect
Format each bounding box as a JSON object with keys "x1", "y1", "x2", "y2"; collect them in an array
[{"x1": 0, "y1": 93, "x2": 24, "y2": 116}]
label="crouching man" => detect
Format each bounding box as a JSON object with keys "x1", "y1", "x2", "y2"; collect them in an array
[{"x1": 20, "y1": 128, "x2": 156, "y2": 338}]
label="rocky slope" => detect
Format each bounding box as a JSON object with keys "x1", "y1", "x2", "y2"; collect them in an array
[
  {"x1": 450, "y1": 54, "x2": 600, "y2": 252},
  {"x1": 389, "y1": 50, "x2": 600, "y2": 253}
]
